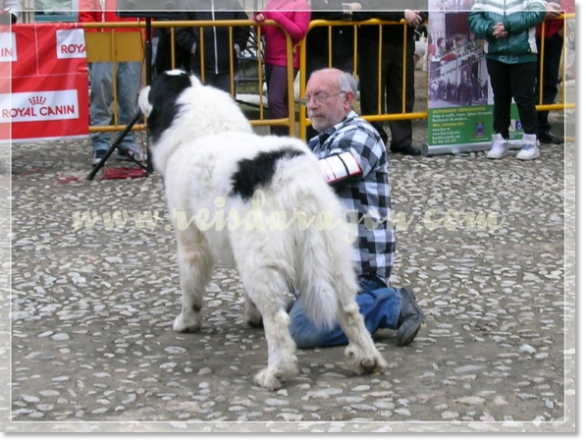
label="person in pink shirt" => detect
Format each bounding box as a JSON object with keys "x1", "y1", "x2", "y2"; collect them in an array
[{"x1": 254, "y1": 0, "x2": 310, "y2": 136}]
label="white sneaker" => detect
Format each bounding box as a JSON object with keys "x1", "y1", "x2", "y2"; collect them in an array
[
  {"x1": 486, "y1": 133, "x2": 508, "y2": 159},
  {"x1": 516, "y1": 134, "x2": 540, "y2": 160},
  {"x1": 516, "y1": 143, "x2": 540, "y2": 160}
]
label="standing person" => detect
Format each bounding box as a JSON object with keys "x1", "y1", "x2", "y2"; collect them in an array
[
  {"x1": 0, "y1": 0, "x2": 20, "y2": 24},
  {"x1": 469, "y1": 0, "x2": 546, "y2": 160},
  {"x1": 534, "y1": 0, "x2": 574, "y2": 145},
  {"x1": 79, "y1": 0, "x2": 144, "y2": 166},
  {"x1": 175, "y1": 0, "x2": 250, "y2": 94},
  {"x1": 357, "y1": 0, "x2": 428, "y2": 156},
  {"x1": 289, "y1": 68, "x2": 424, "y2": 349},
  {"x1": 153, "y1": 13, "x2": 191, "y2": 75},
  {"x1": 303, "y1": 0, "x2": 369, "y2": 141},
  {"x1": 253, "y1": 0, "x2": 310, "y2": 136}
]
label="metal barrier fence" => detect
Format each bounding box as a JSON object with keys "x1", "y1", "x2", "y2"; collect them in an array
[
  {"x1": 83, "y1": 18, "x2": 297, "y2": 136},
  {"x1": 82, "y1": 13, "x2": 575, "y2": 140},
  {"x1": 298, "y1": 18, "x2": 430, "y2": 140}
]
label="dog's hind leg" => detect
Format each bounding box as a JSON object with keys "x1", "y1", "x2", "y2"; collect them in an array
[
  {"x1": 334, "y1": 277, "x2": 387, "y2": 375},
  {"x1": 173, "y1": 228, "x2": 213, "y2": 333}
]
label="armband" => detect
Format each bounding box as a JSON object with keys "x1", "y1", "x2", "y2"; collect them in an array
[{"x1": 319, "y1": 152, "x2": 362, "y2": 184}]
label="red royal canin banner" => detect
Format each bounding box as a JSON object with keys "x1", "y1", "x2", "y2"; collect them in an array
[{"x1": 0, "y1": 23, "x2": 89, "y2": 143}]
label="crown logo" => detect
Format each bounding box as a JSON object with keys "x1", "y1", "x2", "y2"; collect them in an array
[{"x1": 29, "y1": 96, "x2": 46, "y2": 106}]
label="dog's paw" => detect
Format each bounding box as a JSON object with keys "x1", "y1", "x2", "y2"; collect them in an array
[
  {"x1": 173, "y1": 311, "x2": 201, "y2": 333},
  {"x1": 344, "y1": 344, "x2": 387, "y2": 375},
  {"x1": 253, "y1": 368, "x2": 283, "y2": 391}
]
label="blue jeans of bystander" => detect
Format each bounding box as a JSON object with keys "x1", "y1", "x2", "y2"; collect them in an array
[{"x1": 89, "y1": 61, "x2": 142, "y2": 152}]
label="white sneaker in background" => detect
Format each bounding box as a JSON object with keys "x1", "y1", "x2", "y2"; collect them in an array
[
  {"x1": 486, "y1": 133, "x2": 508, "y2": 159},
  {"x1": 516, "y1": 134, "x2": 540, "y2": 160}
]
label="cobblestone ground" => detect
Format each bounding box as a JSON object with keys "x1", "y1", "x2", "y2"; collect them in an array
[{"x1": 0, "y1": 88, "x2": 576, "y2": 432}]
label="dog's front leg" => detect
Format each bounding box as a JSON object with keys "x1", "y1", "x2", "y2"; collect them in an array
[
  {"x1": 240, "y1": 277, "x2": 298, "y2": 390},
  {"x1": 173, "y1": 229, "x2": 213, "y2": 333}
]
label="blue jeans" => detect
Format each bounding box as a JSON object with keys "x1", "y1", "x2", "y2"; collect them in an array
[
  {"x1": 89, "y1": 62, "x2": 142, "y2": 152},
  {"x1": 289, "y1": 276, "x2": 402, "y2": 349}
]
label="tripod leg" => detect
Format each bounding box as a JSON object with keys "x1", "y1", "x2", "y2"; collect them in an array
[
  {"x1": 86, "y1": 110, "x2": 144, "y2": 180},
  {"x1": 87, "y1": 16, "x2": 154, "y2": 180}
]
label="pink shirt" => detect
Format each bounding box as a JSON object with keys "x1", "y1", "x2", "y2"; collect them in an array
[{"x1": 255, "y1": 0, "x2": 311, "y2": 68}]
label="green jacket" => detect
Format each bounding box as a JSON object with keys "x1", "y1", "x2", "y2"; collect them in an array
[{"x1": 468, "y1": 0, "x2": 546, "y2": 64}]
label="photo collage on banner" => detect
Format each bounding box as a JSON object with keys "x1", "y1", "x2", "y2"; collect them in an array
[{"x1": 426, "y1": 0, "x2": 522, "y2": 155}]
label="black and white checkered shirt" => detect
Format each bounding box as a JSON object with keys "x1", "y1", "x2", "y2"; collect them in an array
[{"x1": 309, "y1": 110, "x2": 395, "y2": 281}]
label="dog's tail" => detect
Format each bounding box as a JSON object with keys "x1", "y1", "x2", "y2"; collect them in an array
[{"x1": 293, "y1": 200, "x2": 359, "y2": 331}]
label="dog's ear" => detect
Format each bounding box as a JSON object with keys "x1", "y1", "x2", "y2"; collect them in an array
[{"x1": 137, "y1": 86, "x2": 153, "y2": 117}]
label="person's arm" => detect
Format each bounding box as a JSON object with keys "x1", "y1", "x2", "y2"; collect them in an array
[
  {"x1": 361, "y1": 0, "x2": 404, "y2": 21},
  {"x1": 311, "y1": 0, "x2": 368, "y2": 22},
  {"x1": 319, "y1": 123, "x2": 382, "y2": 188},
  {"x1": 416, "y1": 0, "x2": 429, "y2": 22},
  {"x1": 1, "y1": 0, "x2": 20, "y2": 23},
  {"x1": 233, "y1": 8, "x2": 252, "y2": 55},
  {"x1": 78, "y1": 0, "x2": 98, "y2": 23},
  {"x1": 468, "y1": 1, "x2": 496, "y2": 40},
  {"x1": 263, "y1": 3, "x2": 311, "y2": 41},
  {"x1": 560, "y1": 0, "x2": 575, "y2": 13},
  {"x1": 319, "y1": 151, "x2": 363, "y2": 186},
  {"x1": 504, "y1": 0, "x2": 546, "y2": 34},
  {"x1": 175, "y1": 10, "x2": 200, "y2": 55}
]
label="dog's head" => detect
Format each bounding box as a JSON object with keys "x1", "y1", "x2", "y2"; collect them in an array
[
  {"x1": 138, "y1": 69, "x2": 200, "y2": 145},
  {"x1": 137, "y1": 69, "x2": 254, "y2": 174}
]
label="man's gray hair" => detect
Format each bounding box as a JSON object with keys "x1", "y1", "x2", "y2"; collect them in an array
[
  {"x1": 308, "y1": 68, "x2": 357, "y2": 97},
  {"x1": 337, "y1": 72, "x2": 357, "y2": 97}
]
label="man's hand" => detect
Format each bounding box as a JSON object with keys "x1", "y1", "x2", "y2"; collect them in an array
[
  {"x1": 492, "y1": 21, "x2": 508, "y2": 38},
  {"x1": 545, "y1": 1, "x2": 562, "y2": 20},
  {"x1": 253, "y1": 12, "x2": 266, "y2": 23},
  {"x1": 404, "y1": 9, "x2": 422, "y2": 27}
]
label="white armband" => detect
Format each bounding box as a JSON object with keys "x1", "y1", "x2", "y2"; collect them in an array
[{"x1": 319, "y1": 152, "x2": 362, "y2": 184}]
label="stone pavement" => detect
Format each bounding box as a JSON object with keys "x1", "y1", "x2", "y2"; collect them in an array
[{"x1": 0, "y1": 103, "x2": 576, "y2": 432}]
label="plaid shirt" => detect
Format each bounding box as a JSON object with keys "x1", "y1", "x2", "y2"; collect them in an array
[{"x1": 309, "y1": 110, "x2": 395, "y2": 281}]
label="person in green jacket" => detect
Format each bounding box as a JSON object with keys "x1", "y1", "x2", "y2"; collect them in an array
[{"x1": 469, "y1": 0, "x2": 546, "y2": 160}]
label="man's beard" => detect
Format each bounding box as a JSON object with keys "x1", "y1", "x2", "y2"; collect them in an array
[{"x1": 308, "y1": 113, "x2": 330, "y2": 133}]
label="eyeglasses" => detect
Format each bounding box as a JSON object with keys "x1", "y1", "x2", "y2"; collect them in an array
[{"x1": 299, "y1": 91, "x2": 346, "y2": 106}]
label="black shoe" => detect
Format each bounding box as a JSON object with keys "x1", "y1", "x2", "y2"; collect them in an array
[
  {"x1": 390, "y1": 144, "x2": 421, "y2": 156},
  {"x1": 396, "y1": 287, "x2": 424, "y2": 346},
  {"x1": 538, "y1": 131, "x2": 564, "y2": 145},
  {"x1": 117, "y1": 144, "x2": 146, "y2": 162},
  {"x1": 285, "y1": 298, "x2": 295, "y2": 313}
]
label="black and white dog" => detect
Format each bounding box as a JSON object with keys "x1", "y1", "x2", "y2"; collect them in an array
[{"x1": 138, "y1": 70, "x2": 386, "y2": 389}]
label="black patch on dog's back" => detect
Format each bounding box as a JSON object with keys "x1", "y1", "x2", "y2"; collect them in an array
[
  {"x1": 230, "y1": 148, "x2": 304, "y2": 200},
  {"x1": 147, "y1": 71, "x2": 193, "y2": 144}
]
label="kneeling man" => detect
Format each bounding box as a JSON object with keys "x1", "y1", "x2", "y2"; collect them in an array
[{"x1": 289, "y1": 68, "x2": 424, "y2": 348}]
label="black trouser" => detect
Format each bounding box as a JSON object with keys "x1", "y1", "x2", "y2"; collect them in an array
[
  {"x1": 486, "y1": 58, "x2": 537, "y2": 139},
  {"x1": 193, "y1": 71, "x2": 232, "y2": 94},
  {"x1": 535, "y1": 34, "x2": 563, "y2": 135},
  {"x1": 358, "y1": 37, "x2": 415, "y2": 148}
]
